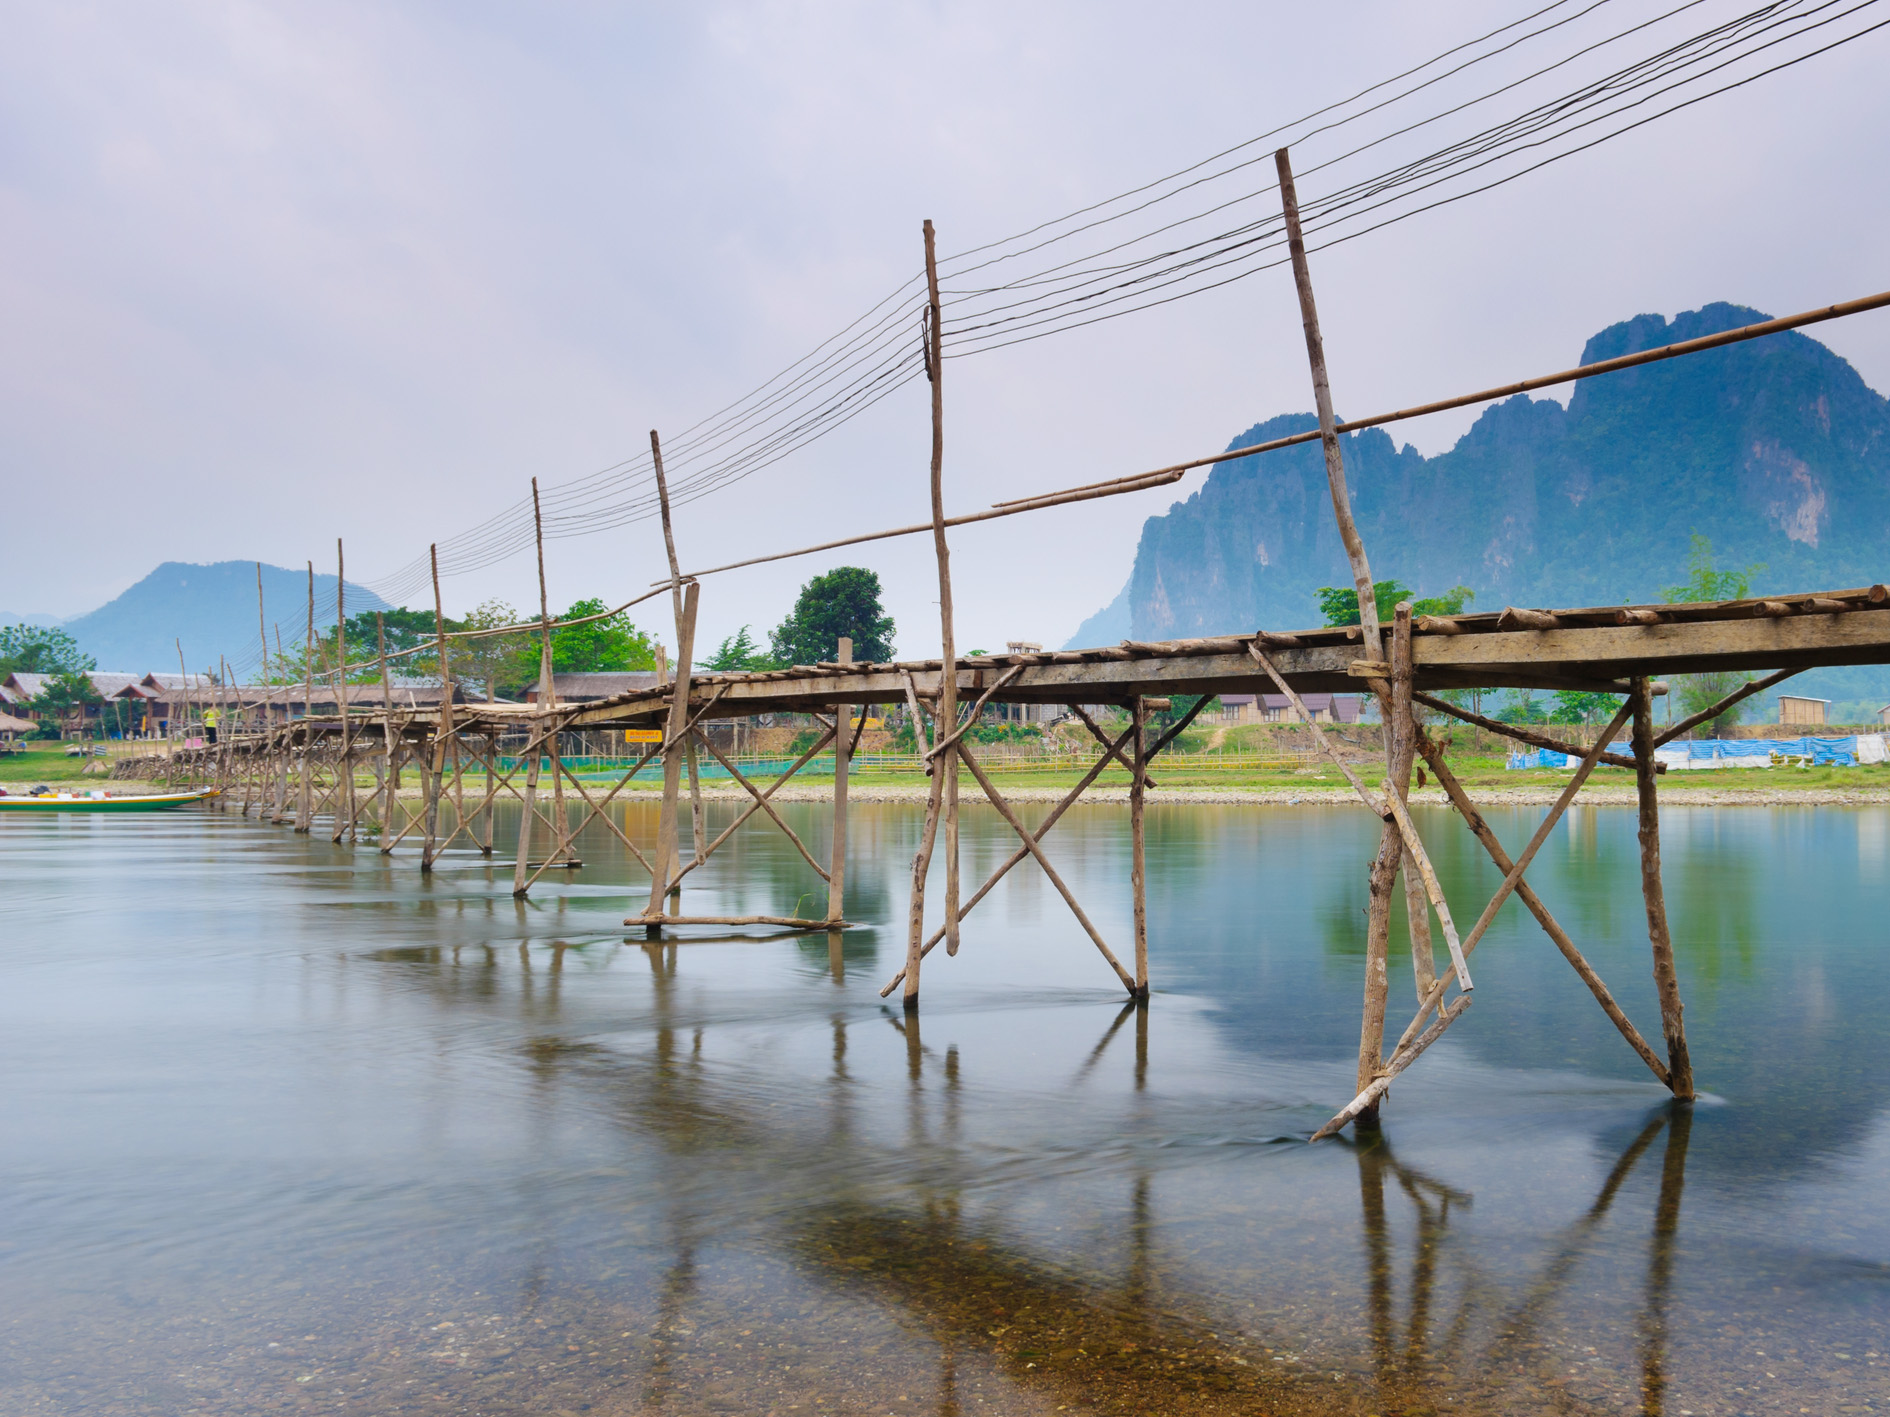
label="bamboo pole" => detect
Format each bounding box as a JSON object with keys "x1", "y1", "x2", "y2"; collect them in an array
[
  {"x1": 529, "y1": 477, "x2": 564, "y2": 847},
  {"x1": 332, "y1": 539, "x2": 356, "y2": 843},
  {"x1": 643, "y1": 580, "x2": 700, "y2": 924},
  {"x1": 1276, "y1": 146, "x2": 1381, "y2": 652},
  {"x1": 1632, "y1": 678, "x2": 1695, "y2": 1099},
  {"x1": 511, "y1": 728, "x2": 543, "y2": 897},
  {"x1": 903, "y1": 217, "x2": 957, "y2": 1006},
  {"x1": 670, "y1": 721, "x2": 836, "y2": 888},
  {"x1": 1394, "y1": 699, "x2": 1637, "y2": 1054},
  {"x1": 297, "y1": 565, "x2": 314, "y2": 831},
  {"x1": 879, "y1": 722, "x2": 1138, "y2": 998},
  {"x1": 422, "y1": 544, "x2": 453, "y2": 871},
  {"x1": 375, "y1": 614, "x2": 400, "y2": 849},
  {"x1": 1416, "y1": 733, "x2": 1671, "y2": 1085},
  {"x1": 954, "y1": 740, "x2": 1137, "y2": 994},
  {"x1": 827, "y1": 637, "x2": 852, "y2": 926}
]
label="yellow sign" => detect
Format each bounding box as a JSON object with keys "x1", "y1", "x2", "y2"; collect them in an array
[{"x1": 624, "y1": 729, "x2": 663, "y2": 743}]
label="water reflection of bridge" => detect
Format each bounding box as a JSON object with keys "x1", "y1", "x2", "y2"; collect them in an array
[{"x1": 380, "y1": 935, "x2": 1704, "y2": 1415}]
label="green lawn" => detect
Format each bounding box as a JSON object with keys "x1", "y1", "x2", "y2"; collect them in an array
[{"x1": 0, "y1": 743, "x2": 112, "y2": 786}]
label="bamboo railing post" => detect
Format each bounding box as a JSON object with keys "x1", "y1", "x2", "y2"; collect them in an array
[
  {"x1": 1130, "y1": 696, "x2": 1150, "y2": 998},
  {"x1": 297, "y1": 565, "x2": 314, "y2": 832},
  {"x1": 421, "y1": 544, "x2": 452, "y2": 872},
  {"x1": 827, "y1": 637, "x2": 853, "y2": 927},
  {"x1": 905, "y1": 218, "x2": 954, "y2": 1009},
  {"x1": 1632, "y1": 678, "x2": 1695, "y2": 1099},
  {"x1": 529, "y1": 477, "x2": 565, "y2": 848}
]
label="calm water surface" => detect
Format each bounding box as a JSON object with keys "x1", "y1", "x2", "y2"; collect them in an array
[{"x1": 2, "y1": 798, "x2": 1888, "y2": 1415}]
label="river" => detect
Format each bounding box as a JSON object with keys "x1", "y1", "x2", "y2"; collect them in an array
[{"x1": 3, "y1": 798, "x2": 1886, "y2": 1414}]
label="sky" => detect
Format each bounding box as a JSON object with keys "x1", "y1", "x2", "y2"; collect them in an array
[{"x1": 3, "y1": 0, "x2": 1887, "y2": 662}]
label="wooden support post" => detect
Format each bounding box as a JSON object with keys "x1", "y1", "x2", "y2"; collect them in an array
[
  {"x1": 422, "y1": 544, "x2": 453, "y2": 872},
  {"x1": 1130, "y1": 696, "x2": 1149, "y2": 998},
  {"x1": 511, "y1": 732, "x2": 542, "y2": 897},
  {"x1": 827, "y1": 637, "x2": 852, "y2": 926},
  {"x1": 331, "y1": 539, "x2": 356, "y2": 843},
  {"x1": 479, "y1": 732, "x2": 497, "y2": 855},
  {"x1": 1633, "y1": 678, "x2": 1695, "y2": 1099},
  {"x1": 376, "y1": 614, "x2": 399, "y2": 849},
  {"x1": 644, "y1": 580, "x2": 700, "y2": 920},
  {"x1": 296, "y1": 564, "x2": 315, "y2": 832},
  {"x1": 905, "y1": 217, "x2": 954, "y2": 1008}
]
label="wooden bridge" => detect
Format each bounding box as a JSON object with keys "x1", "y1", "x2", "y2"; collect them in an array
[{"x1": 140, "y1": 148, "x2": 1890, "y2": 1141}]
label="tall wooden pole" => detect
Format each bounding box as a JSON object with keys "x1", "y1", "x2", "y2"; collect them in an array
[
  {"x1": 648, "y1": 430, "x2": 705, "y2": 877},
  {"x1": 1279, "y1": 146, "x2": 1407, "y2": 1125},
  {"x1": 1632, "y1": 678, "x2": 1695, "y2": 1099},
  {"x1": 297, "y1": 564, "x2": 314, "y2": 831},
  {"x1": 904, "y1": 218, "x2": 953, "y2": 1009},
  {"x1": 1276, "y1": 147, "x2": 1380, "y2": 650},
  {"x1": 827, "y1": 636, "x2": 853, "y2": 926},
  {"x1": 530, "y1": 477, "x2": 565, "y2": 844},
  {"x1": 256, "y1": 563, "x2": 270, "y2": 734},
  {"x1": 376, "y1": 612, "x2": 399, "y2": 850},
  {"x1": 332, "y1": 539, "x2": 356, "y2": 843},
  {"x1": 644, "y1": 579, "x2": 700, "y2": 927},
  {"x1": 422, "y1": 544, "x2": 452, "y2": 871}
]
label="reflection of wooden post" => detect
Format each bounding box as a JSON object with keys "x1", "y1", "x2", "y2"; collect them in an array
[
  {"x1": 1130, "y1": 696, "x2": 1149, "y2": 997},
  {"x1": 905, "y1": 218, "x2": 953, "y2": 1009},
  {"x1": 1640, "y1": 1104, "x2": 1691, "y2": 1413},
  {"x1": 827, "y1": 637, "x2": 853, "y2": 926},
  {"x1": 1632, "y1": 678, "x2": 1695, "y2": 1099}
]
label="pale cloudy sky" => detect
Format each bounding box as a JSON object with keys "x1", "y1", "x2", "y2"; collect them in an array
[{"x1": 3, "y1": 1, "x2": 1887, "y2": 660}]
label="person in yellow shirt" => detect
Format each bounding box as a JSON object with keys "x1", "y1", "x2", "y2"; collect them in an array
[{"x1": 202, "y1": 707, "x2": 220, "y2": 745}]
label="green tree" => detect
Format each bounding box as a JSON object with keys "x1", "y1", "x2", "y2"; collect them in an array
[
  {"x1": 1661, "y1": 535, "x2": 1760, "y2": 733},
  {"x1": 552, "y1": 598, "x2": 656, "y2": 674},
  {"x1": 454, "y1": 600, "x2": 535, "y2": 700},
  {"x1": 1153, "y1": 694, "x2": 1219, "y2": 730},
  {"x1": 1661, "y1": 532, "x2": 1763, "y2": 603},
  {"x1": 31, "y1": 670, "x2": 104, "y2": 738},
  {"x1": 1495, "y1": 687, "x2": 1547, "y2": 725},
  {"x1": 342, "y1": 607, "x2": 437, "y2": 657},
  {"x1": 703, "y1": 625, "x2": 777, "y2": 672},
  {"x1": 770, "y1": 567, "x2": 895, "y2": 666},
  {"x1": 1549, "y1": 690, "x2": 1623, "y2": 725},
  {"x1": 1412, "y1": 585, "x2": 1475, "y2": 617},
  {"x1": 0, "y1": 624, "x2": 94, "y2": 676},
  {"x1": 1317, "y1": 581, "x2": 1473, "y2": 626}
]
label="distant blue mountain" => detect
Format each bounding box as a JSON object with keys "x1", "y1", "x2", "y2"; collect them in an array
[
  {"x1": 59, "y1": 561, "x2": 388, "y2": 674},
  {"x1": 1069, "y1": 302, "x2": 1890, "y2": 715}
]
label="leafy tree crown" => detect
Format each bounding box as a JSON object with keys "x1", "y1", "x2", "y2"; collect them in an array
[
  {"x1": 0, "y1": 624, "x2": 95, "y2": 676},
  {"x1": 1316, "y1": 581, "x2": 1473, "y2": 627},
  {"x1": 551, "y1": 598, "x2": 656, "y2": 674},
  {"x1": 770, "y1": 567, "x2": 895, "y2": 665}
]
